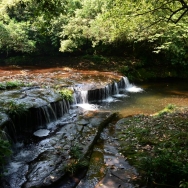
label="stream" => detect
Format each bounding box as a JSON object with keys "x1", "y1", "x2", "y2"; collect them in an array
[
  {"x1": 0, "y1": 65, "x2": 188, "y2": 188},
  {"x1": 100, "y1": 80, "x2": 188, "y2": 116}
]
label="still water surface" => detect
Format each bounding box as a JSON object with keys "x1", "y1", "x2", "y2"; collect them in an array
[{"x1": 100, "y1": 81, "x2": 188, "y2": 117}]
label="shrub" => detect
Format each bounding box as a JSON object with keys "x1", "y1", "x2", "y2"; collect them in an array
[{"x1": 58, "y1": 89, "x2": 73, "y2": 101}]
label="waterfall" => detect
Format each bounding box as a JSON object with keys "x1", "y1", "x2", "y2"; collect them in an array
[
  {"x1": 113, "y1": 82, "x2": 119, "y2": 95},
  {"x1": 41, "y1": 105, "x2": 55, "y2": 124},
  {"x1": 80, "y1": 91, "x2": 88, "y2": 103},
  {"x1": 3, "y1": 76, "x2": 142, "y2": 140},
  {"x1": 59, "y1": 99, "x2": 70, "y2": 117},
  {"x1": 118, "y1": 77, "x2": 143, "y2": 93},
  {"x1": 82, "y1": 77, "x2": 143, "y2": 104}
]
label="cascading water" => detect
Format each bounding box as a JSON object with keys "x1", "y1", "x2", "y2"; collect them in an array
[
  {"x1": 59, "y1": 99, "x2": 70, "y2": 116},
  {"x1": 1, "y1": 76, "x2": 141, "y2": 140},
  {"x1": 41, "y1": 105, "x2": 53, "y2": 124},
  {"x1": 113, "y1": 82, "x2": 119, "y2": 95},
  {"x1": 120, "y1": 76, "x2": 143, "y2": 92},
  {"x1": 0, "y1": 76, "x2": 143, "y2": 188},
  {"x1": 73, "y1": 76, "x2": 143, "y2": 109},
  {"x1": 74, "y1": 90, "x2": 98, "y2": 110}
]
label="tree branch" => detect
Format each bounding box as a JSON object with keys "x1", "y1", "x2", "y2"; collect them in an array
[
  {"x1": 132, "y1": 0, "x2": 174, "y2": 17},
  {"x1": 132, "y1": 0, "x2": 188, "y2": 23},
  {"x1": 174, "y1": 9, "x2": 188, "y2": 23}
]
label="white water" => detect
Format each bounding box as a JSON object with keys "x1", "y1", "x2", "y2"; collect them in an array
[
  {"x1": 122, "y1": 77, "x2": 143, "y2": 93},
  {"x1": 74, "y1": 90, "x2": 98, "y2": 110},
  {"x1": 74, "y1": 77, "x2": 143, "y2": 109},
  {"x1": 114, "y1": 82, "x2": 119, "y2": 95},
  {"x1": 80, "y1": 90, "x2": 88, "y2": 103},
  {"x1": 33, "y1": 129, "x2": 50, "y2": 137},
  {"x1": 76, "y1": 103, "x2": 98, "y2": 111}
]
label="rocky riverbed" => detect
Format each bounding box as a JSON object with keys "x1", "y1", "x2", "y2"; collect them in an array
[
  {"x1": 1, "y1": 110, "x2": 117, "y2": 188},
  {"x1": 0, "y1": 63, "x2": 155, "y2": 188}
]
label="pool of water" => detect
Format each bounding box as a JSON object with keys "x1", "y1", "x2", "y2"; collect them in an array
[{"x1": 99, "y1": 80, "x2": 188, "y2": 117}]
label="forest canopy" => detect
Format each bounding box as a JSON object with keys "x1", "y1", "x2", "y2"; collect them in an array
[{"x1": 0, "y1": 0, "x2": 188, "y2": 65}]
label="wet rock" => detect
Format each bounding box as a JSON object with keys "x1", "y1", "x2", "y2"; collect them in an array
[
  {"x1": 0, "y1": 112, "x2": 9, "y2": 126},
  {"x1": 90, "y1": 117, "x2": 103, "y2": 127},
  {"x1": 57, "y1": 123, "x2": 77, "y2": 135},
  {"x1": 81, "y1": 115, "x2": 139, "y2": 188},
  {"x1": 2, "y1": 165, "x2": 28, "y2": 188},
  {"x1": 33, "y1": 129, "x2": 50, "y2": 137},
  {"x1": 24, "y1": 151, "x2": 64, "y2": 188},
  {"x1": 95, "y1": 170, "x2": 135, "y2": 188},
  {"x1": 49, "y1": 140, "x2": 56, "y2": 146},
  {"x1": 77, "y1": 119, "x2": 89, "y2": 125},
  {"x1": 3, "y1": 111, "x2": 116, "y2": 188},
  {"x1": 63, "y1": 145, "x2": 70, "y2": 150}
]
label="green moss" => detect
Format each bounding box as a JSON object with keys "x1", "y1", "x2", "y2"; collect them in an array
[{"x1": 154, "y1": 104, "x2": 176, "y2": 117}]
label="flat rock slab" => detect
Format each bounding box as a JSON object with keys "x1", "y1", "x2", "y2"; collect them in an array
[
  {"x1": 2, "y1": 111, "x2": 115, "y2": 188},
  {"x1": 78, "y1": 121, "x2": 139, "y2": 188},
  {"x1": 95, "y1": 170, "x2": 135, "y2": 188},
  {"x1": 0, "y1": 87, "x2": 61, "y2": 109}
]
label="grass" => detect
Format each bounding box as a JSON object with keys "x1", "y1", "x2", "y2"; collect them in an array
[
  {"x1": 0, "y1": 80, "x2": 33, "y2": 90},
  {"x1": 116, "y1": 107, "x2": 188, "y2": 187},
  {"x1": 3, "y1": 100, "x2": 28, "y2": 118}
]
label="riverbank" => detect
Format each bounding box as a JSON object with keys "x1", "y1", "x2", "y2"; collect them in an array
[
  {"x1": 1, "y1": 55, "x2": 188, "y2": 82},
  {"x1": 115, "y1": 106, "x2": 188, "y2": 187},
  {"x1": 0, "y1": 55, "x2": 188, "y2": 187}
]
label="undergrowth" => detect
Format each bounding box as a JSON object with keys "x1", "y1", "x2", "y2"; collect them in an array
[{"x1": 117, "y1": 106, "x2": 188, "y2": 187}]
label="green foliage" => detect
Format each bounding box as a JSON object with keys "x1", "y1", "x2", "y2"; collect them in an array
[
  {"x1": 0, "y1": 0, "x2": 188, "y2": 69},
  {"x1": 0, "y1": 136, "x2": 12, "y2": 175},
  {"x1": 63, "y1": 158, "x2": 88, "y2": 175},
  {"x1": 82, "y1": 54, "x2": 109, "y2": 64},
  {"x1": 166, "y1": 104, "x2": 176, "y2": 110},
  {"x1": 0, "y1": 20, "x2": 36, "y2": 53},
  {"x1": 154, "y1": 104, "x2": 176, "y2": 116},
  {"x1": 0, "y1": 81, "x2": 22, "y2": 90},
  {"x1": 180, "y1": 180, "x2": 188, "y2": 188},
  {"x1": 59, "y1": 0, "x2": 113, "y2": 52},
  {"x1": 58, "y1": 89, "x2": 73, "y2": 101},
  {"x1": 69, "y1": 144, "x2": 82, "y2": 159},
  {"x1": 117, "y1": 110, "x2": 188, "y2": 186},
  {"x1": 3, "y1": 100, "x2": 28, "y2": 118},
  {"x1": 0, "y1": 80, "x2": 32, "y2": 90}
]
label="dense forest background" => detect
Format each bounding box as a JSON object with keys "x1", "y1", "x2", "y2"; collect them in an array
[{"x1": 1, "y1": 0, "x2": 188, "y2": 78}]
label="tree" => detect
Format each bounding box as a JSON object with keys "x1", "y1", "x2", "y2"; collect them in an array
[{"x1": 59, "y1": 0, "x2": 113, "y2": 52}]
